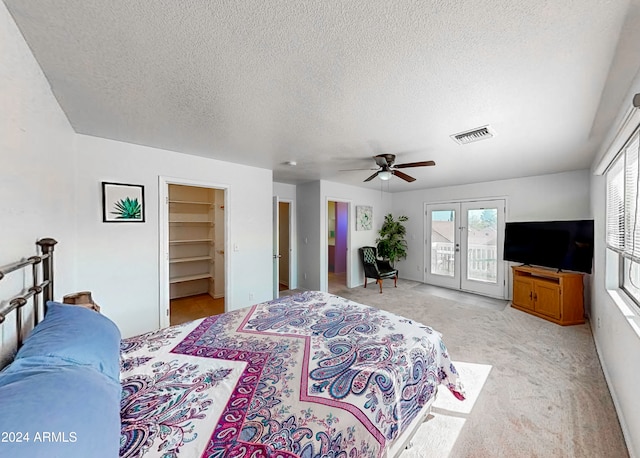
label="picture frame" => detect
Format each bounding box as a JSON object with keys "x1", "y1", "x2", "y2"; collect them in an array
[
  {"x1": 356, "y1": 205, "x2": 373, "y2": 231},
  {"x1": 102, "y1": 182, "x2": 145, "y2": 223}
]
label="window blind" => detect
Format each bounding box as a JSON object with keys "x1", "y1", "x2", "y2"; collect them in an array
[
  {"x1": 606, "y1": 156, "x2": 624, "y2": 251},
  {"x1": 625, "y1": 136, "x2": 640, "y2": 260},
  {"x1": 607, "y1": 130, "x2": 640, "y2": 260}
]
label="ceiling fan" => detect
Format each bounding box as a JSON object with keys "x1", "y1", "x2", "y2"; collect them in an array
[{"x1": 346, "y1": 154, "x2": 436, "y2": 182}]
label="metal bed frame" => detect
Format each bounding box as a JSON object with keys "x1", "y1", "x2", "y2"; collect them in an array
[{"x1": 0, "y1": 238, "x2": 57, "y2": 349}]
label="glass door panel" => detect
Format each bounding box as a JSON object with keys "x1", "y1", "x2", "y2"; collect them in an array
[
  {"x1": 430, "y1": 210, "x2": 456, "y2": 277},
  {"x1": 460, "y1": 200, "x2": 505, "y2": 297},
  {"x1": 465, "y1": 208, "x2": 498, "y2": 283},
  {"x1": 425, "y1": 204, "x2": 460, "y2": 289}
]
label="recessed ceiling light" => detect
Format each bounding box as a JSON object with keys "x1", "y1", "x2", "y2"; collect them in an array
[{"x1": 284, "y1": 161, "x2": 297, "y2": 166}]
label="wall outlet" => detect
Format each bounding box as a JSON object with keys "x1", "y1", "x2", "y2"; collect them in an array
[
  {"x1": 304, "y1": 273, "x2": 308, "y2": 280},
  {"x1": 597, "y1": 316, "x2": 601, "y2": 329},
  {"x1": 417, "y1": 265, "x2": 421, "y2": 271},
  {"x1": 249, "y1": 293, "x2": 254, "y2": 300}
]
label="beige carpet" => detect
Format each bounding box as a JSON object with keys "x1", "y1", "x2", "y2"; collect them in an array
[{"x1": 328, "y1": 280, "x2": 629, "y2": 458}]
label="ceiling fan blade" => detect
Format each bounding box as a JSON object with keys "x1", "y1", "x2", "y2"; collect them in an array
[
  {"x1": 364, "y1": 171, "x2": 379, "y2": 182},
  {"x1": 393, "y1": 170, "x2": 416, "y2": 182},
  {"x1": 339, "y1": 167, "x2": 379, "y2": 171},
  {"x1": 394, "y1": 160, "x2": 436, "y2": 169},
  {"x1": 373, "y1": 155, "x2": 389, "y2": 168}
]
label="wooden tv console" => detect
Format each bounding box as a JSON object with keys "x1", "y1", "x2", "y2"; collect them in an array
[{"x1": 511, "y1": 265, "x2": 585, "y2": 325}]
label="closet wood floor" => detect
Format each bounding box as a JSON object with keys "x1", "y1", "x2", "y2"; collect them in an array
[{"x1": 170, "y1": 294, "x2": 224, "y2": 326}]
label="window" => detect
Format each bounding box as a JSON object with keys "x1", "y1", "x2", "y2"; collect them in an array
[{"x1": 606, "y1": 127, "x2": 640, "y2": 305}]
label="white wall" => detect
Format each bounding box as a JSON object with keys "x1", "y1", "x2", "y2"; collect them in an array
[
  {"x1": 0, "y1": 2, "x2": 77, "y2": 287},
  {"x1": 297, "y1": 181, "x2": 322, "y2": 290},
  {"x1": 589, "y1": 74, "x2": 640, "y2": 457},
  {"x1": 319, "y1": 180, "x2": 393, "y2": 290},
  {"x1": 391, "y1": 170, "x2": 591, "y2": 286},
  {"x1": 298, "y1": 180, "x2": 393, "y2": 291},
  {"x1": 213, "y1": 188, "x2": 225, "y2": 298},
  {"x1": 273, "y1": 182, "x2": 297, "y2": 200},
  {"x1": 1, "y1": 1, "x2": 275, "y2": 341},
  {"x1": 73, "y1": 134, "x2": 273, "y2": 338},
  {"x1": 0, "y1": 2, "x2": 77, "y2": 361}
]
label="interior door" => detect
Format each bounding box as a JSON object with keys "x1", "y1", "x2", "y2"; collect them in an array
[
  {"x1": 426, "y1": 199, "x2": 506, "y2": 298},
  {"x1": 278, "y1": 202, "x2": 290, "y2": 290},
  {"x1": 273, "y1": 196, "x2": 280, "y2": 299}
]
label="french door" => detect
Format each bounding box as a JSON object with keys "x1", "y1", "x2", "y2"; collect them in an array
[{"x1": 425, "y1": 199, "x2": 506, "y2": 298}]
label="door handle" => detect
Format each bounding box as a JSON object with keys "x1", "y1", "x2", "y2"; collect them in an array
[{"x1": 273, "y1": 254, "x2": 282, "y2": 259}]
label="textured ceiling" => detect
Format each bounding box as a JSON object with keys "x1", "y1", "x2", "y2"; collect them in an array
[{"x1": 5, "y1": 0, "x2": 640, "y2": 191}]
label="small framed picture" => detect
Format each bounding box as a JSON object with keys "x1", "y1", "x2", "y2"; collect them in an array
[
  {"x1": 356, "y1": 205, "x2": 373, "y2": 231},
  {"x1": 102, "y1": 182, "x2": 145, "y2": 223}
]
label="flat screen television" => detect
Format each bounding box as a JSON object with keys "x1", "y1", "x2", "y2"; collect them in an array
[{"x1": 503, "y1": 220, "x2": 594, "y2": 274}]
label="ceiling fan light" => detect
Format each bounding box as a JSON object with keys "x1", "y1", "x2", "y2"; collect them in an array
[{"x1": 378, "y1": 171, "x2": 392, "y2": 181}]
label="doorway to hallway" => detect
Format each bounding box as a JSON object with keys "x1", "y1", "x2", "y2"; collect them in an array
[
  {"x1": 278, "y1": 201, "x2": 291, "y2": 292},
  {"x1": 328, "y1": 200, "x2": 348, "y2": 293},
  {"x1": 272, "y1": 196, "x2": 295, "y2": 298}
]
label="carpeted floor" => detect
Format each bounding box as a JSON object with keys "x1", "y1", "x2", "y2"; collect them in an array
[{"x1": 329, "y1": 280, "x2": 629, "y2": 458}]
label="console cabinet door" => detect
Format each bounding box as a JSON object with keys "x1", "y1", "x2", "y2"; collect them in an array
[
  {"x1": 513, "y1": 277, "x2": 534, "y2": 311},
  {"x1": 534, "y1": 283, "x2": 561, "y2": 319},
  {"x1": 510, "y1": 266, "x2": 583, "y2": 325}
]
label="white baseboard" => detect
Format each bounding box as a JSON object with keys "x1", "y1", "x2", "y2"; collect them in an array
[{"x1": 589, "y1": 320, "x2": 637, "y2": 458}]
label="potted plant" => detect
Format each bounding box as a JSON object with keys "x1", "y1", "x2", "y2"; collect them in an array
[{"x1": 376, "y1": 214, "x2": 409, "y2": 267}]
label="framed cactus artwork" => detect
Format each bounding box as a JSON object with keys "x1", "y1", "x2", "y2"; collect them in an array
[{"x1": 102, "y1": 182, "x2": 145, "y2": 222}]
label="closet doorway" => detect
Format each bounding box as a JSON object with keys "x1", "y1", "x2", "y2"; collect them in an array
[
  {"x1": 159, "y1": 179, "x2": 227, "y2": 327},
  {"x1": 327, "y1": 200, "x2": 348, "y2": 293}
]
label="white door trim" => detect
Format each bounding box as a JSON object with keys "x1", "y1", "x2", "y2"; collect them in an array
[
  {"x1": 323, "y1": 197, "x2": 351, "y2": 292},
  {"x1": 459, "y1": 199, "x2": 506, "y2": 298},
  {"x1": 272, "y1": 197, "x2": 297, "y2": 299},
  {"x1": 273, "y1": 196, "x2": 280, "y2": 299},
  {"x1": 280, "y1": 198, "x2": 296, "y2": 291},
  {"x1": 158, "y1": 176, "x2": 230, "y2": 329}
]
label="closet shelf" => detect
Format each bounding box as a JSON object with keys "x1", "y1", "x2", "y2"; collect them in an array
[
  {"x1": 169, "y1": 184, "x2": 220, "y2": 301},
  {"x1": 170, "y1": 256, "x2": 212, "y2": 264},
  {"x1": 169, "y1": 200, "x2": 212, "y2": 205},
  {"x1": 169, "y1": 239, "x2": 213, "y2": 245},
  {"x1": 169, "y1": 220, "x2": 213, "y2": 224},
  {"x1": 170, "y1": 273, "x2": 213, "y2": 284}
]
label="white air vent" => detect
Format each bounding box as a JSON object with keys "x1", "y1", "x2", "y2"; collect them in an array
[{"x1": 450, "y1": 125, "x2": 496, "y2": 145}]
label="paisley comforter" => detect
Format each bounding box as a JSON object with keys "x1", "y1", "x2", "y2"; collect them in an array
[{"x1": 119, "y1": 291, "x2": 464, "y2": 458}]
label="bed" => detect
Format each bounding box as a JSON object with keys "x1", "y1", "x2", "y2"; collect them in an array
[{"x1": 0, "y1": 238, "x2": 464, "y2": 458}]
